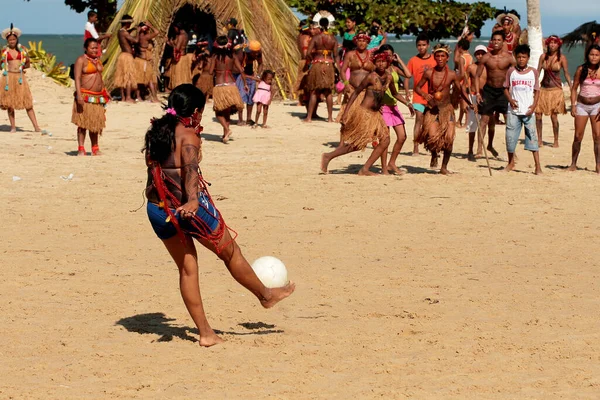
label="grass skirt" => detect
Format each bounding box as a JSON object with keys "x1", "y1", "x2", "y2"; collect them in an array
[
  {"x1": 0, "y1": 72, "x2": 33, "y2": 110},
  {"x1": 341, "y1": 104, "x2": 387, "y2": 150},
  {"x1": 213, "y1": 84, "x2": 244, "y2": 113},
  {"x1": 417, "y1": 103, "x2": 456, "y2": 153},
  {"x1": 135, "y1": 50, "x2": 156, "y2": 85},
  {"x1": 196, "y1": 73, "x2": 213, "y2": 96},
  {"x1": 294, "y1": 59, "x2": 308, "y2": 92},
  {"x1": 168, "y1": 53, "x2": 193, "y2": 90},
  {"x1": 535, "y1": 87, "x2": 566, "y2": 115},
  {"x1": 71, "y1": 101, "x2": 106, "y2": 133},
  {"x1": 335, "y1": 88, "x2": 361, "y2": 123},
  {"x1": 114, "y1": 52, "x2": 136, "y2": 88},
  {"x1": 305, "y1": 61, "x2": 335, "y2": 92}
]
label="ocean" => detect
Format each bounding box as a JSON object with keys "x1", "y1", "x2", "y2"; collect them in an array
[{"x1": 20, "y1": 34, "x2": 586, "y2": 77}]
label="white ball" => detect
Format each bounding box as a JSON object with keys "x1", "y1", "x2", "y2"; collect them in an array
[{"x1": 251, "y1": 256, "x2": 289, "y2": 288}]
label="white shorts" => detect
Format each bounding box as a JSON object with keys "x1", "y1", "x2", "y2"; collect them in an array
[
  {"x1": 575, "y1": 102, "x2": 600, "y2": 117},
  {"x1": 466, "y1": 94, "x2": 480, "y2": 132}
]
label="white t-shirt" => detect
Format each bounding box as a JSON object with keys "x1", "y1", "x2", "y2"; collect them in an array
[
  {"x1": 504, "y1": 67, "x2": 539, "y2": 115},
  {"x1": 85, "y1": 21, "x2": 99, "y2": 39}
]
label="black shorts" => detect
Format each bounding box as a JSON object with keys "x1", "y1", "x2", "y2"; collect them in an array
[{"x1": 479, "y1": 84, "x2": 508, "y2": 116}]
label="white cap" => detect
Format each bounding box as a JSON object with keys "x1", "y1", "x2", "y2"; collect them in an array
[{"x1": 474, "y1": 45, "x2": 488, "y2": 53}]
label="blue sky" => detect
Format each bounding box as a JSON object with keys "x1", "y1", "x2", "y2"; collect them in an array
[{"x1": 6, "y1": 0, "x2": 592, "y2": 36}]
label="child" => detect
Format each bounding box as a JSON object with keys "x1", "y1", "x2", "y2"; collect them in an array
[
  {"x1": 405, "y1": 33, "x2": 437, "y2": 156},
  {"x1": 252, "y1": 70, "x2": 274, "y2": 129},
  {"x1": 503, "y1": 44, "x2": 542, "y2": 174}
]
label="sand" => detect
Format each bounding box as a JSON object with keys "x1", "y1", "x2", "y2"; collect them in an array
[{"x1": 1, "y1": 69, "x2": 600, "y2": 399}]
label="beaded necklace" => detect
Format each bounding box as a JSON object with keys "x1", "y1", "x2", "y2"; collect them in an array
[{"x1": 1, "y1": 44, "x2": 27, "y2": 91}]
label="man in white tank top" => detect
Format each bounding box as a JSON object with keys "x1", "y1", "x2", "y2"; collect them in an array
[{"x1": 503, "y1": 44, "x2": 543, "y2": 175}]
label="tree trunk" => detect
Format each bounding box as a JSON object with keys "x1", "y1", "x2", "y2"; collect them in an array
[{"x1": 526, "y1": 0, "x2": 543, "y2": 69}]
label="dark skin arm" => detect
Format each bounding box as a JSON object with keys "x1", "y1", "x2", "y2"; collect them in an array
[
  {"x1": 74, "y1": 55, "x2": 84, "y2": 105},
  {"x1": 233, "y1": 56, "x2": 249, "y2": 90},
  {"x1": 414, "y1": 69, "x2": 433, "y2": 103},
  {"x1": 305, "y1": 36, "x2": 315, "y2": 62},
  {"x1": 340, "y1": 51, "x2": 351, "y2": 83},
  {"x1": 176, "y1": 130, "x2": 201, "y2": 217},
  {"x1": 474, "y1": 54, "x2": 489, "y2": 103},
  {"x1": 571, "y1": 67, "x2": 582, "y2": 118}
]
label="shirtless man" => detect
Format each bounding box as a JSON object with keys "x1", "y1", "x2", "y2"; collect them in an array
[
  {"x1": 115, "y1": 15, "x2": 138, "y2": 103},
  {"x1": 321, "y1": 51, "x2": 411, "y2": 175},
  {"x1": 465, "y1": 45, "x2": 488, "y2": 160},
  {"x1": 136, "y1": 21, "x2": 159, "y2": 102},
  {"x1": 304, "y1": 18, "x2": 339, "y2": 123},
  {"x1": 475, "y1": 30, "x2": 515, "y2": 158},
  {"x1": 415, "y1": 44, "x2": 471, "y2": 175}
]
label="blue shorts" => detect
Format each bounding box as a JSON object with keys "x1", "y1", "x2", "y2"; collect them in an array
[
  {"x1": 147, "y1": 192, "x2": 220, "y2": 240},
  {"x1": 505, "y1": 113, "x2": 539, "y2": 153},
  {"x1": 412, "y1": 103, "x2": 426, "y2": 114},
  {"x1": 236, "y1": 75, "x2": 256, "y2": 105}
]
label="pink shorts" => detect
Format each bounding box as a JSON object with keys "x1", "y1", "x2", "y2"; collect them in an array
[{"x1": 381, "y1": 105, "x2": 405, "y2": 127}]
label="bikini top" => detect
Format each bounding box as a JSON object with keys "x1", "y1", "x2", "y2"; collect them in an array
[
  {"x1": 83, "y1": 58, "x2": 101, "y2": 75},
  {"x1": 348, "y1": 52, "x2": 375, "y2": 72},
  {"x1": 6, "y1": 50, "x2": 22, "y2": 61}
]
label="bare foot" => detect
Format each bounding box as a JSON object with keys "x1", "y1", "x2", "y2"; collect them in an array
[
  {"x1": 261, "y1": 125, "x2": 270, "y2": 129},
  {"x1": 467, "y1": 153, "x2": 476, "y2": 162},
  {"x1": 552, "y1": 142, "x2": 559, "y2": 148},
  {"x1": 387, "y1": 164, "x2": 405, "y2": 175},
  {"x1": 320, "y1": 153, "x2": 330, "y2": 174},
  {"x1": 439, "y1": 167, "x2": 453, "y2": 175},
  {"x1": 10, "y1": 128, "x2": 16, "y2": 133},
  {"x1": 381, "y1": 169, "x2": 390, "y2": 176},
  {"x1": 358, "y1": 168, "x2": 379, "y2": 176},
  {"x1": 77, "y1": 150, "x2": 86, "y2": 156},
  {"x1": 261, "y1": 282, "x2": 296, "y2": 309},
  {"x1": 328, "y1": 117, "x2": 334, "y2": 123},
  {"x1": 502, "y1": 163, "x2": 515, "y2": 172},
  {"x1": 92, "y1": 150, "x2": 102, "y2": 156},
  {"x1": 34, "y1": 126, "x2": 41, "y2": 133},
  {"x1": 412, "y1": 151, "x2": 419, "y2": 157},
  {"x1": 125, "y1": 99, "x2": 135, "y2": 104},
  {"x1": 237, "y1": 121, "x2": 246, "y2": 126},
  {"x1": 199, "y1": 332, "x2": 225, "y2": 347},
  {"x1": 302, "y1": 118, "x2": 312, "y2": 123},
  {"x1": 534, "y1": 168, "x2": 543, "y2": 175},
  {"x1": 487, "y1": 146, "x2": 499, "y2": 158},
  {"x1": 222, "y1": 130, "x2": 232, "y2": 144},
  {"x1": 567, "y1": 164, "x2": 577, "y2": 172}
]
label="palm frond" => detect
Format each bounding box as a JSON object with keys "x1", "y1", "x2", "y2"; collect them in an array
[{"x1": 101, "y1": 0, "x2": 300, "y2": 96}]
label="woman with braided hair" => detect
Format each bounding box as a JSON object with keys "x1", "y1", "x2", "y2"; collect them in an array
[{"x1": 144, "y1": 84, "x2": 295, "y2": 347}]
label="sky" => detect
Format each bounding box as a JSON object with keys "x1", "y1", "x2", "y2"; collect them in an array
[{"x1": 6, "y1": 0, "x2": 594, "y2": 36}]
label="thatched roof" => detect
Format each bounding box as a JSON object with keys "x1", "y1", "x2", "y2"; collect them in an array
[
  {"x1": 101, "y1": 0, "x2": 300, "y2": 96},
  {"x1": 562, "y1": 20, "x2": 600, "y2": 49}
]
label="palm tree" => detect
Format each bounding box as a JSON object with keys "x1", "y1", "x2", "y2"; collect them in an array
[{"x1": 526, "y1": 0, "x2": 543, "y2": 68}]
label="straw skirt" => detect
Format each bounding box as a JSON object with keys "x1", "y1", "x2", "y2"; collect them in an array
[
  {"x1": 417, "y1": 103, "x2": 456, "y2": 153},
  {"x1": 213, "y1": 84, "x2": 244, "y2": 113},
  {"x1": 196, "y1": 73, "x2": 214, "y2": 97},
  {"x1": 114, "y1": 52, "x2": 137, "y2": 88},
  {"x1": 71, "y1": 101, "x2": 106, "y2": 132},
  {"x1": 535, "y1": 87, "x2": 566, "y2": 115},
  {"x1": 0, "y1": 72, "x2": 33, "y2": 110},
  {"x1": 168, "y1": 53, "x2": 193, "y2": 90},
  {"x1": 340, "y1": 104, "x2": 387, "y2": 150},
  {"x1": 305, "y1": 61, "x2": 335, "y2": 92}
]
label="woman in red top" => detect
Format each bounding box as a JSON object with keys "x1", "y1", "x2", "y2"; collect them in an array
[{"x1": 0, "y1": 24, "x2": 41, "y2": 133}]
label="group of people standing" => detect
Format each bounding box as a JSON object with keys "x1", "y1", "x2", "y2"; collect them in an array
[{"x1": 299, "y1": 12, "x2": 600, "y2": 175}]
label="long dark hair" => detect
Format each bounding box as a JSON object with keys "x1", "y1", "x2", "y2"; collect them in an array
[
  {"x1": 212, "y1": 35, "x2": 232, "y2": 59},
  {"x1": 544, "y1": 35, "x2": 562, "y2": 61},
  {"x1": 580, "y1": 44, "x2": 600, "y2": 83},
  {"x1": 143, "y1": 84, "x2": 206, "y2": 163}
]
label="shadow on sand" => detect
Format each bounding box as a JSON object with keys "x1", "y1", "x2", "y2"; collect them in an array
[{"x1": 115, "y1": 312, "x2": 283, "y2": 343}]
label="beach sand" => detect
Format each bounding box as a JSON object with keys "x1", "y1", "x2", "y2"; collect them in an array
[{"x1": 1, "y1": 70, "x2": 599, "y2": 398}]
